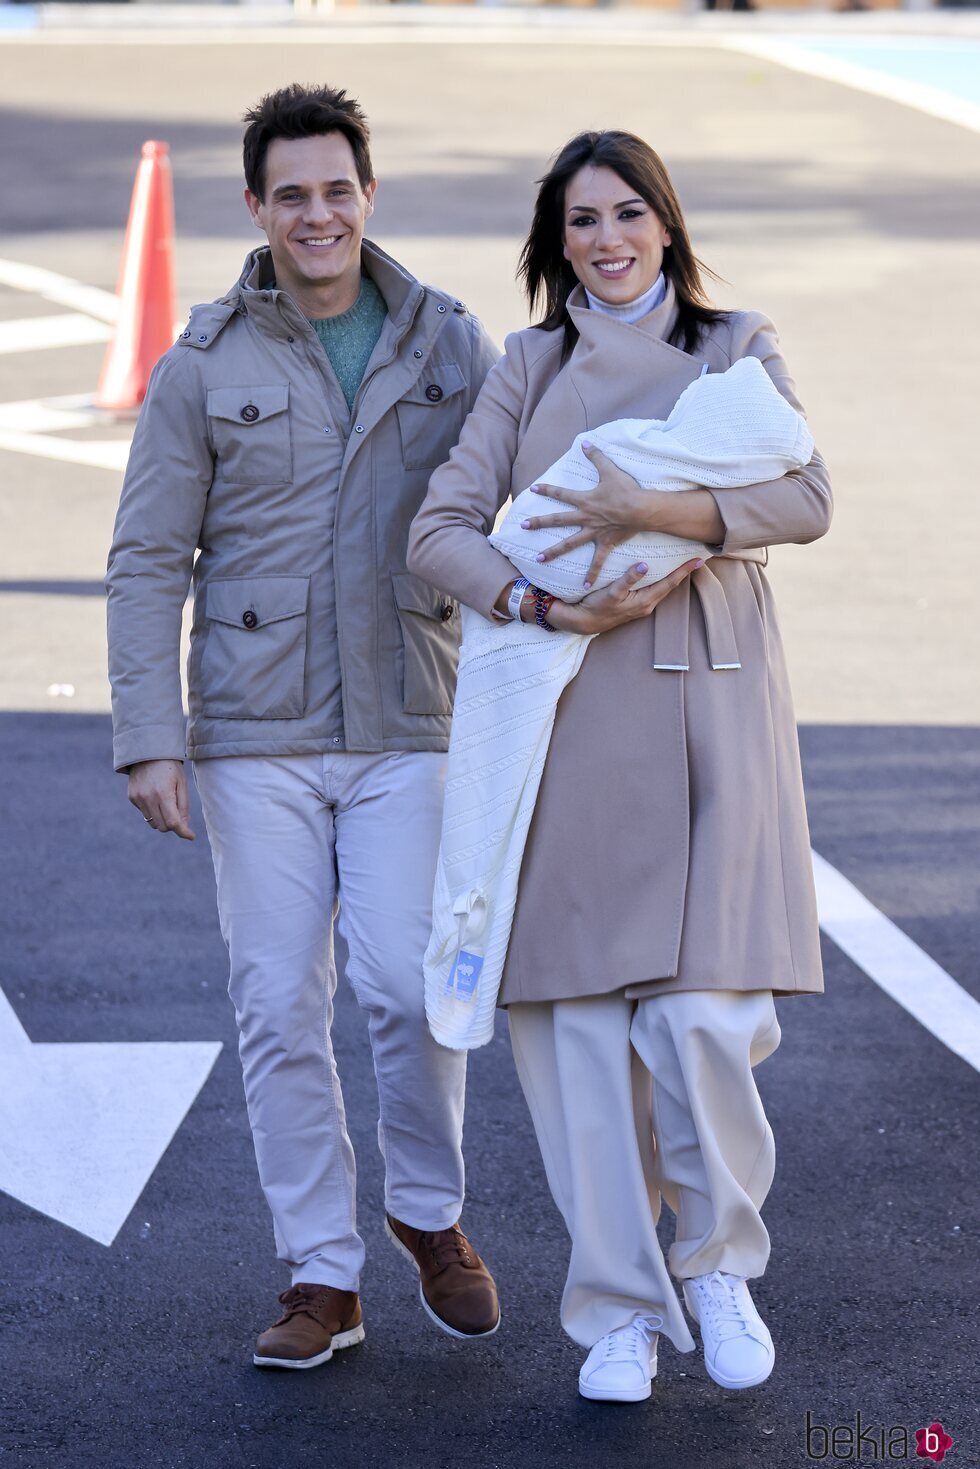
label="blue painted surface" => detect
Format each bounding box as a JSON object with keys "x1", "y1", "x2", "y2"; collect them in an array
[
  {"x1": 0, "y1": 5, "x2": 37, "y2": 32},
  {"x1": 795, "y1": 40, "x2": 980, "y2": 109}
]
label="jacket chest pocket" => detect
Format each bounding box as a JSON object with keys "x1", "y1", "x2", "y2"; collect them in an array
[
  {"x1": 199, "y1": 574, "x2": 309, "y2": 720},
  {"x1": 395, "y1": 363, "x2": 467, "y2": 472},
  {"x1": 391, "y1": 572, "x2": 458, "y2": 716},
  {"x1": 206, "y1": 384, "x2": 291, "y2": 486}
]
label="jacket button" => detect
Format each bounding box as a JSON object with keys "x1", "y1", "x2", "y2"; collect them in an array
[
  {"x1": 354, "y1": 424, "x2": 365, "y2": 433},
  {"x1": 440, "y1": 602, "x2": 454, "y2": 622},
  {"x1": 413, "y1": 350, "x2": 423, "y2": 360},
  {"x1": 436, "y1": 304, "x2": 447, "y2": 314},
  {"x1": 425, "y1": 384, "x2": 443, "y2": 403},
  {"x1": 197, "y1": 334, "x2": 208, "y2": 343},
  {"x1": 242, "y1": 609, "x2": 258, "y2": 629},
  {"x1": 240, "y1": 404, "x2": 260, "y2": 423}
]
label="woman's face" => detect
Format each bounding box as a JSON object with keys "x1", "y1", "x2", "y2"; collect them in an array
[{"x1": 562, "y1": 165, "x2": 671, "y2": 305}]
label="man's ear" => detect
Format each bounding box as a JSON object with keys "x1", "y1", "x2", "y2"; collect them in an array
[
  {"x1": 244, "y1": 188, "x2": 265, "y2": 230},
  {"x1": 364, "y1": 178, "x2": 378, "y2": 218}
]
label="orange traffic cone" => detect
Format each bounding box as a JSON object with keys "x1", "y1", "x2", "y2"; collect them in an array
[{"x1": 95, "y1": 140, "x2": 177, "y2": 413}]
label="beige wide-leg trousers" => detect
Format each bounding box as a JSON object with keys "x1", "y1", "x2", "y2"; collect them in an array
[{"x1": 507, "y1": 988, "x2": 781, "y2": 1352}]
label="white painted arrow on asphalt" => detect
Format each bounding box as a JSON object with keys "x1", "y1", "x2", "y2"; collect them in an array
[{"x1": 0, "y1": 985, "x2": 221, "y2": 1246}]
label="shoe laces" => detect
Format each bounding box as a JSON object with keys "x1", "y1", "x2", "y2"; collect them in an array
[
  {"x1": 691, "y1": 1271, "x2": 751, "y2": 1341},
  {"x1": 420, "y1": 1225, "x2": 474, "y2": 1273},
  {"x1": 601, "y1": 1315, "x2": 662, "y2": 1363},
  {"x1": 275, "y1": 1284, "x2": 333, "y2": 1327}
]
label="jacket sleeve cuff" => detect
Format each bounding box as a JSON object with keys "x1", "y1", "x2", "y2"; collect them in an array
[
  {"x1": 709, "y1": 464, "x2": 833, "y2": 554},
  {"x1": 113, "y1": 721, "x2": 188, "y2": 774},
  {"x1": 468, "y1": 544, "x2": 523, "y2": 622},
  {"x1": 409, "y1": 534, "x2": 519, "y2": 624}
]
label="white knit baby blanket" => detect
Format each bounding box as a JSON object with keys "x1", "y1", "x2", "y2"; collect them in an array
[{"x1": 424, "y1": 356, "x2": 814, "y2": 1050}]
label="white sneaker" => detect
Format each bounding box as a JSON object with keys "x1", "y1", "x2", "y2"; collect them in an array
[
  {"x1": 578, "y1": 1316, "x2": 660, "y2": 1403},
  {"x1": 682, "y1": 1271, "x2": 774, "y2": 1390}
]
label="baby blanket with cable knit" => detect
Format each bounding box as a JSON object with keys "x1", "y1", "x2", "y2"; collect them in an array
[{"x1": 424, "y1": 356, "x2": 814, "y2": 1051}]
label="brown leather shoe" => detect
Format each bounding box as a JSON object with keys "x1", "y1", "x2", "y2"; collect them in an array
[
  {"x1": 385, "y1": 1215, "x2": 500, "y2": 1339},
  {"x1": 253, "y1": 1283, "x2": 364, "y2": 1369}
]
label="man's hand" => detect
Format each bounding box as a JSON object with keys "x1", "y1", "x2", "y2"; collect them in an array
[
  {"x1": 549, "y1": 558, "x2": 703, "y2": 637},
  {"x1": 128, "y1": 759, "x2": 195, "y2": 840}
]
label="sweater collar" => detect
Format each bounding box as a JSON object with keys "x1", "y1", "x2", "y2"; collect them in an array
[{"x1": 584, "y1": 271, "x2": 666, "y2": 325}]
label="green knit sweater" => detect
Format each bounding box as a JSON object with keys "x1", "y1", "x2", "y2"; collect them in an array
[{"x1": 310, "y1": 276, "x2": 388, "y2": 412}]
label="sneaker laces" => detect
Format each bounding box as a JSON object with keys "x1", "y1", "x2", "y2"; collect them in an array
[
  {"x1": 691, "y1": 1272, "x2": 752, "y2": 1342},
  {"x1": 601, "y1": 1315, "x2": 662, "y2": 1363}
]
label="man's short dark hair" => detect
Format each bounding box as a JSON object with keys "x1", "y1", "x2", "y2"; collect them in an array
[{"x1": 243, "y1": 83, "x2": 373, "y2": 201}]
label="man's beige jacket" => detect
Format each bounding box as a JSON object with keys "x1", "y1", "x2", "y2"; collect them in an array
[{"x1": 106, "y1": 242, "x2": 499, "y2": 771}]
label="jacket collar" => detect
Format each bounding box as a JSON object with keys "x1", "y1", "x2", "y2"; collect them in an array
[{"x1": 224, "y1": 238, "x2": 424, "y2": 338}]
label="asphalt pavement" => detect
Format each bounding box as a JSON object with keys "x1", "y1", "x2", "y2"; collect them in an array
[{"x1": 1, "y1": 17, "x2": 978, "y2": 1469}]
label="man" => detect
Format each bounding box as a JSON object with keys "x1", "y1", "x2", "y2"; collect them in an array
[{"x1": 106, "y1": 83, "x2": 501, "y2": 1370}]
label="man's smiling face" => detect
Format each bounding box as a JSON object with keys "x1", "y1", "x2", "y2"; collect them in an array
[{"x1": 245, "y1": 131, "x2": 377, "y2": 314}]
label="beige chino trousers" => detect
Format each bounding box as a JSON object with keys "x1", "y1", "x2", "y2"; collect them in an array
[
  {"x1": 507, "y1": 988, "x2": 781, "y2": 1352},
  {"x1": 194, "y1": 750, "x2": 467, "y2": 1291}
]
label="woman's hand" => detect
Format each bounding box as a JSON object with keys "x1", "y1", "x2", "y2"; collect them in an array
[
  {"x1": 549, "y1": 557, "x2": 703, "y2": 636},
  {"x1": 524, "y1": 443, "x2": 648, "y2": 588},
  {"x1": 524, "y1": 442, "x2": 725, "y2": 586}
]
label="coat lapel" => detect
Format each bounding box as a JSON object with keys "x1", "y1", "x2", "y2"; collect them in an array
[{"x1": 511, "y1": 279, "x2": 707, "y2": 491}]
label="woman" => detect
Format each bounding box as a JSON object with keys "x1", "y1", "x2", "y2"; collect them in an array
[{"x1": 407, "y1": 131, "x2": 832, "y2": 1403}]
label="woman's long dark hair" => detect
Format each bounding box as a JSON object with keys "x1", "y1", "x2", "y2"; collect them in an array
[{"x1": 518, "y1": 130, "x2": 727, "y2": 360}]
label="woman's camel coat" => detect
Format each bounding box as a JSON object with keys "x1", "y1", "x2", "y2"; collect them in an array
[{"x1": 407, "y1": 282, "x2": 832, "y2": 1005}]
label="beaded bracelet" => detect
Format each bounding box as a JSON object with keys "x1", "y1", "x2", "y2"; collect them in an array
[{"x1": 530, "y1": 586, "x2": 558, "y2": 632}]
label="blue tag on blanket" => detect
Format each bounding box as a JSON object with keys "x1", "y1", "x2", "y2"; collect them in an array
[{"x1": 446, "y1": 950, "x2": 483, "y2": 1001}]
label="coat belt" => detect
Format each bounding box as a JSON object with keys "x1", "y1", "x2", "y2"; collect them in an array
[{"x1": 652, "y1": 561, "x2": 742, "y2": 672}]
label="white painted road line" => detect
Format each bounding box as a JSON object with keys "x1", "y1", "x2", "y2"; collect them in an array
[
  {"x1": 726, "y1": 39, "x2": 980, "y2": 137},
  {"x1": 812, "y1": 849, "x2": 980, "y2": 1074},
  {"x1": 0, "y1": 393, "x2": 100, "y2": 434},
  {"x1": 0, "y1": 312, "x2": 112, "y2": 356},
  {"x1": 0, "y1": 256, "x2": 119, "y2": 324},
  {"x1": 0, "y1": 985, "x2": 221, "y2": 1246},
  {"x1": 0, "y1": 428, "x2": 130, "y2": 472}
]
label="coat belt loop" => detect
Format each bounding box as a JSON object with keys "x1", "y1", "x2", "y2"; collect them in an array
[
  {"x1": 652, "y1": 576, "x2": 690, "y2": 671},
  {"x1": 693, "y1": 563, "x2": 742, "y2": 670}
]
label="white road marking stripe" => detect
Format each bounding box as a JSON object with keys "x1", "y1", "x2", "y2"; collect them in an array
[
  {"x1": 812, "y1": 849, "x2": 980, "y2": 1073},
  {"x1": 726, "y1": 39, "x2": 980, "y2": 136},
  {"x1": 0, "y1": 312, "x2": 112, "y2": 355},
  {"x1": 0, "y1": 393, "x2": 98, "y2": 434},
  {"x1": 0, "y1": 257, "x2": 119, "y2": 324},
  {"x1": 0, "y1": 428, "x2": 130, "y2": 472}
]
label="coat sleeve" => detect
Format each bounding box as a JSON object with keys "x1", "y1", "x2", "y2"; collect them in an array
[
  {"x1": 709, "y1": 312, "x2": 833, "y2": 553},
  {"x1": 105, "y1": 350, "x2": 213, "y2": 772},
  {"x1": 407, "y1": 329, "x2": 529, "y2": 622},
  {"x1": 465, "y1": 314, "x2": 502, "y2": 414}
]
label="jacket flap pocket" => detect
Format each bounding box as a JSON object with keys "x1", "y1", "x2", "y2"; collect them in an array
[
  {"x1": 400, "y1": 362, "x2": 466, "y2": 407},
  {"x1": 392, "y1": 571, "x2": 451, "y2": 622},
  {"x1": 206, "y1": 575, "x2": 309, "y2": 629},
  {"x1": 206, "y1": 384, "x2": 289, "y2": 425}
]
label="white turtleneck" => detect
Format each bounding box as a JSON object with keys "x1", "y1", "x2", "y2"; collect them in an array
[{"x1": 585, "y1": 271, "x2": 666, "y2": 325}]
